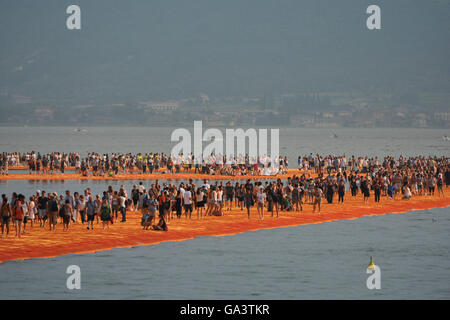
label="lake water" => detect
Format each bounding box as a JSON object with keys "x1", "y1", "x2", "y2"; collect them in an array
[
  {"x1": 0, "y1": 179, "x2": 216, "y2": 198},
  {"x1": 0, "y1": 126, "x2": 449, "y2": 299},
  {"x1": 0, "y1": 207, "x2": 448, "y2": 299}
]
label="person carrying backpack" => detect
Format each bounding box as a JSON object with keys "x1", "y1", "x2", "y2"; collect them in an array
[
  {"x1": 1, "y1": 195, "x2": 12, "y2": 237},
  {"x1": 46, "y1": 193, "x2": 59, "y2": 231},
  {"x1": 131, "y1": 185, "x2": 139, "y2": 211},
  {"x1": 86, "y1": 195, "x2": 96, "y2": 230}
]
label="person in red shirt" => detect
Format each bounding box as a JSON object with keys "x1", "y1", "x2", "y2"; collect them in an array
[{"x1": 14, "y1": 194, "x2": 25, "y2": 238}]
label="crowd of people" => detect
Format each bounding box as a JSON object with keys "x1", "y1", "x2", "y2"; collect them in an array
[
  {"x1": 1, "y1": 153, "x2": 449, "y2": 238},
  {"x1": 0, "y1": 152, "x2": 290, "y2": 176}
]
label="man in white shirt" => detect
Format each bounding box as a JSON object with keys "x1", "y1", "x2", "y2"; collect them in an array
[
  {"x1": 202, "y1": 179, "x2": 210, "y2": 190},
  {"x1": 183, "y1": 187, "x2": 193, "y2": 219},
  {"x1": 138, "y1": 182, "x2": 145, "y2": 193},
  {"x1": 119, "y1": 192, "x2": 127, "y2": 222},
  {"x1": 179, "y1": 184, "x2": 186, "y2": 202},
  {"x1": 256, "y1": 187, "x2": 266, "y2": 220}
]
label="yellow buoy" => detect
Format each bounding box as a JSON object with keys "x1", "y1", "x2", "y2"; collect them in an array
[{"x1": 368, "y1": 256, "x2": 376, "y2": 271}]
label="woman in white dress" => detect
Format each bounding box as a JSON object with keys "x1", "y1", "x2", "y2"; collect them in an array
[{"x1": 27, "y1": 195, "x2": 36, "y2": 229}]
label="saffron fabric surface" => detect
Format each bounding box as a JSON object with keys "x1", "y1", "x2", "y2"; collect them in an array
[
  {"x1": 1, "y1": 190, "x2": 448, "y2": 264},
  {"x1": 0, "y1": 168, "x2": 298, "y2": 181}
]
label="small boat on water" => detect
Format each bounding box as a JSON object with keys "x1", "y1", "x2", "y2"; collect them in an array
[
  {"x1": 442, "y1": 135, "x2": 450, "y2": 141},
  {"x1": 74, "y1": 128, "x2": 87, "y2": 133}
]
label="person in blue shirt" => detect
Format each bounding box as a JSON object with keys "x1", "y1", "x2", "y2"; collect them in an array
[{"x1": 387, "y1": 184, "x2": 394, "y2": 199}]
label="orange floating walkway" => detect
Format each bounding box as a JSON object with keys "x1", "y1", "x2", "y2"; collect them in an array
[
  {"x1": 0, "y1": 169, "x2": 299, "y2": 181},
  {"x1": 1, "y1": 192, "x2": 449, "y2": 264},
  {"x1": 8, "y1": 166, "x2": 165, "y2": 173}
]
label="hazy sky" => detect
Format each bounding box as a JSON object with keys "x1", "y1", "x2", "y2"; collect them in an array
[{"x1": 0, "y1": 0, "x2": 449, "y2": 103}]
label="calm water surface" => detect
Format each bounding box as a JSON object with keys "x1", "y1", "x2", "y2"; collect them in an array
[{"x1": 0, "y1": 207, "x2": 448, "y2": 299}]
